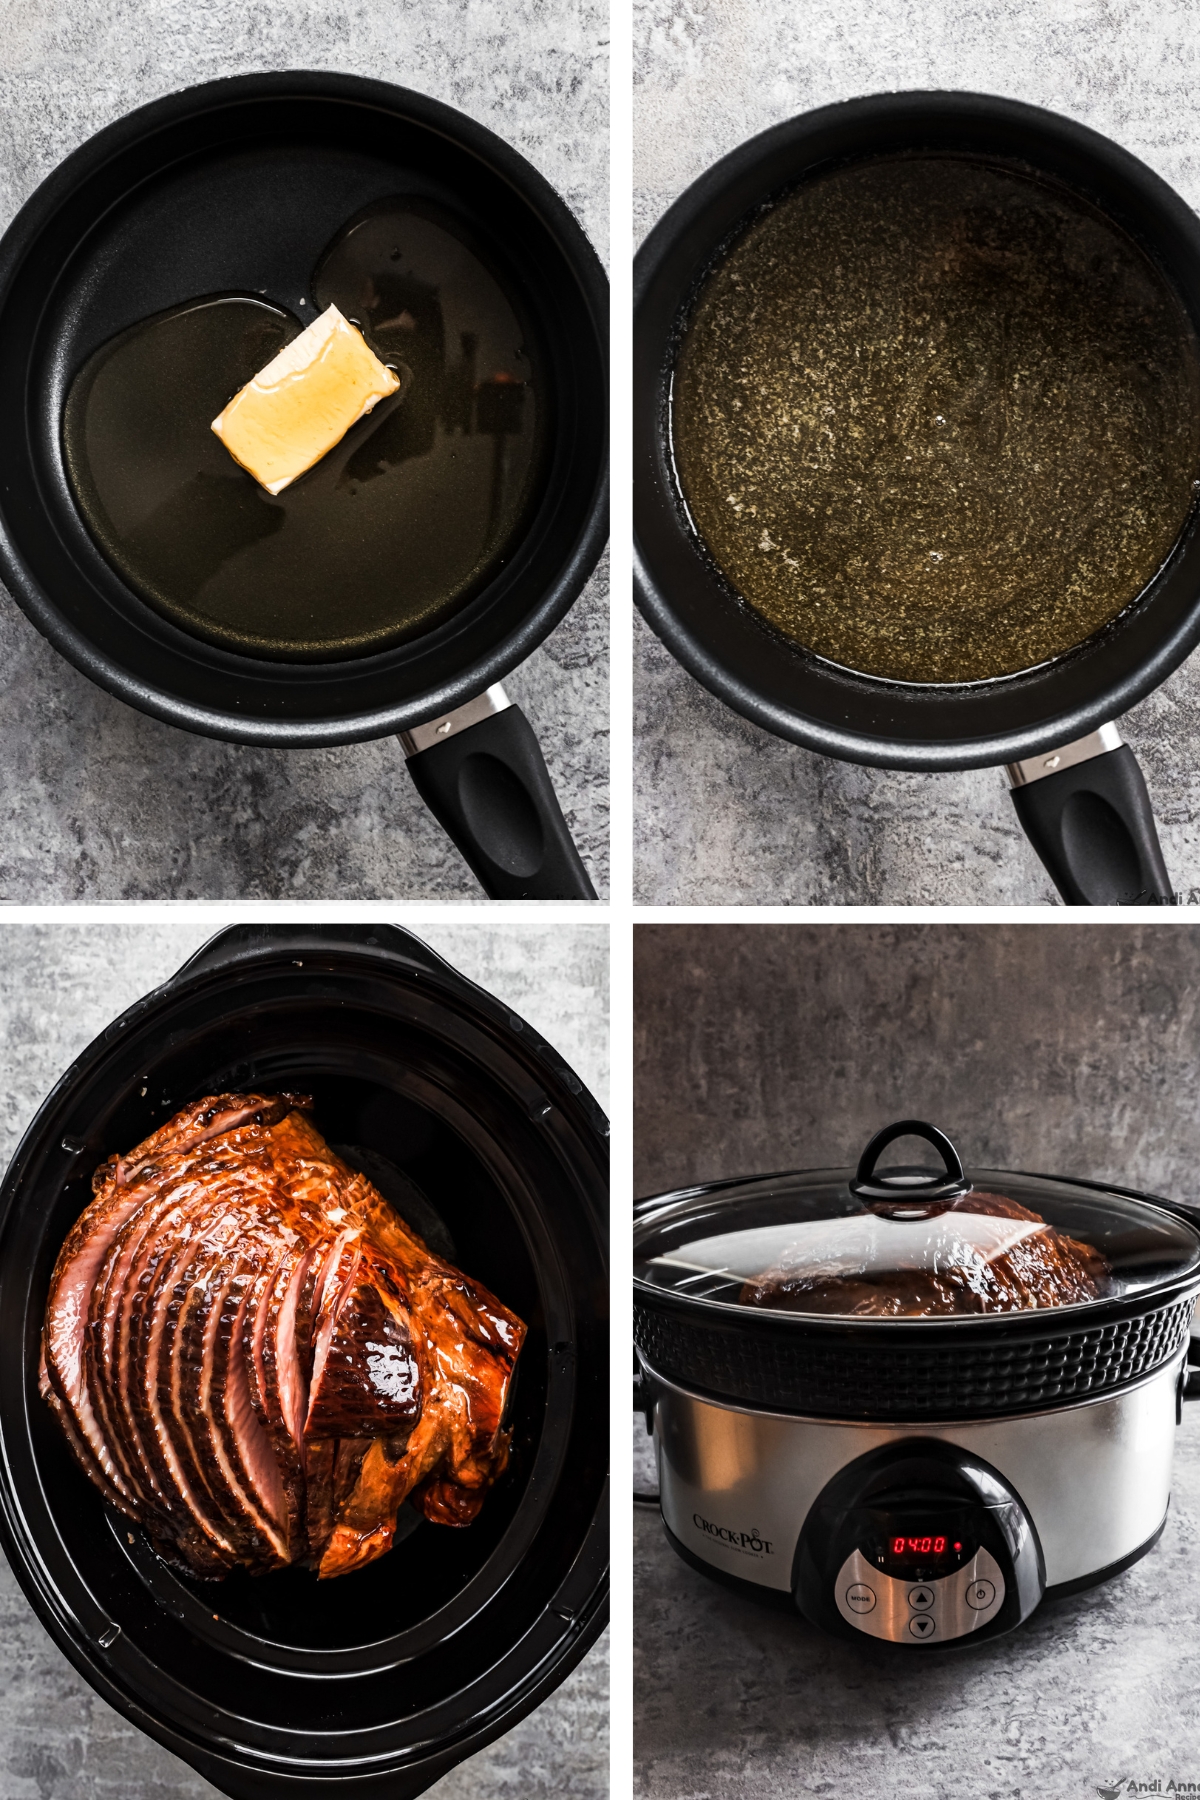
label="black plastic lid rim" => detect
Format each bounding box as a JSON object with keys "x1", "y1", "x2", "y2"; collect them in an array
[
  {"x1": 634, "y1": 1249, "x2": 1200, "y2": 1341},
  {"x1": 633, "y1": 1169, "x2": 1200, "y2": 1338},
  {"x1": 0, "y1": 72, "x2": 610, "y2": 747}
]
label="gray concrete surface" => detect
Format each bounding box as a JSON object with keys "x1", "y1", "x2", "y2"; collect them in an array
[
  {"x1": 0, "y1": 920, "x2": 608, "y2": 1799},
  {"x1": 0, "y1": 0, "x2": 609, "y2": 901},
  {"x1": 633, "y1": 921, "x2": 1200, "y2": 1199},
  {"x1": 633, "y1": 0, "x2": 1200, "y2": 904},
  {"x1": 632, "y1": 920, "x2": 1200, "y2": 1795}
]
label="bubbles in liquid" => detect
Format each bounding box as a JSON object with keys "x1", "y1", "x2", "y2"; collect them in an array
[{"x1": 673, "y1": 155, "x2": 1200, "y2": 684}]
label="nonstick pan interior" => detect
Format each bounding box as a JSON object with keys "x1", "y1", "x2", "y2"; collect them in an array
[
  {"x1": 634, "y1": 91, "x2": 1200, "y2": 770},
  {"x1": 0, "y1": 929, "x2": 608, "y2": 1797},
  {"x1": 0, "y1": 73, "x2": 608, "y2": 746}
]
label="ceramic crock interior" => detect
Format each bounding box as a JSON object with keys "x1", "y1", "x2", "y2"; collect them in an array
[{"x1": 23, "y1": 992, "x2": 568, "y2": 1729}]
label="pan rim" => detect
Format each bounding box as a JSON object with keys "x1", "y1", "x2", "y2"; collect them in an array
[
  {"x1": 633, "y1": 87, "x2": 1200, "y2": 771},
  {"x1": 0, "y1": 69, "x2": 609, "y2": 747}
]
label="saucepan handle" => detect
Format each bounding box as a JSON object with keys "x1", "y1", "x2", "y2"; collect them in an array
[
  {"x1": 1006, "y1": 726, "x2": 1174, "y2": 905},
  {"x1": 401, "y1": 686, "x2": 597, "y2": 900}
]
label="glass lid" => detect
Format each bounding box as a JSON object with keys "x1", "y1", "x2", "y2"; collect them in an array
[{"x1": 633, "y1": 1120, "x2": 1200, "y2": 1320}]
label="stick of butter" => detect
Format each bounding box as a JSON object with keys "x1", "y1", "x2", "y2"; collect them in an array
[{"x1": 212, "y1": 303, "x2": 400, "y2": 495}]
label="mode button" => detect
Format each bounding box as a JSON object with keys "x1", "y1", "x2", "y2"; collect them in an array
[{"x1": 845, "y1": 1583, "x2": 876, "y2": 1613}]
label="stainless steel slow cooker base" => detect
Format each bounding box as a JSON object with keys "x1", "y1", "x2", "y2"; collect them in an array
[{"x1": 645, "y1": 1353, "x2": 1183, "y2": 1642}]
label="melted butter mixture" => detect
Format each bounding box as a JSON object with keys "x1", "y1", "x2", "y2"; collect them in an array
[
  {"x1": 62, "y1": 198, "x2": 543, "y2": 661},
  {"x1": 673, "y1": 155, "x2": 1200, "y2": 684}
]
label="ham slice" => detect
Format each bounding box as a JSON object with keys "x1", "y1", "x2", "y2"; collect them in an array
[
  {"x1": 41, "y1": 1094, "x2": 525, "y2": 1578},
  {"x1": 305, "y1": 1241, "x2": 421, "y2": 1440}
]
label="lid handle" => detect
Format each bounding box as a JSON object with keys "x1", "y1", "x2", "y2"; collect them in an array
[{"x1": 850, "y1": 1120, "x2": 970, "y2": 1204}]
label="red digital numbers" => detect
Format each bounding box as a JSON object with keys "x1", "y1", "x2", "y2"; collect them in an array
[{"x1": 890, "y1": 1535, "x2": 948, "y2": 1556}]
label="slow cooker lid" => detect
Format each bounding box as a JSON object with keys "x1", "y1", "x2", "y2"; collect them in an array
[{"x1": 634, "y1": 1120, "x2": 1200, "y2": 1321}]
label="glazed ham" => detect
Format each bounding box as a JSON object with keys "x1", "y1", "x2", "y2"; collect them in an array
[
  {"x1": 739, "y1": 1190, "x2": 1108, "y2": 1317},
  {"x1": 40, "y1": 1094, "x2": 525, "y2": 1579}
]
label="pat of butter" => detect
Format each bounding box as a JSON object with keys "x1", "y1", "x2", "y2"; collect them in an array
[{"x1": 211, "y1": 303, "x2": 399, "y2": 495}]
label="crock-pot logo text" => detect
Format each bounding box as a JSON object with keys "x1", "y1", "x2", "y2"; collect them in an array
[{"x1": 693, "y1": 1513, "x2": 774, "y2": 1555}]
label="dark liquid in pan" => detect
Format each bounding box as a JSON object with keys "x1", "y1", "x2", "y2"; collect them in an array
[
  {"x1": 673, "y1": 156, "x2": 1200, "y2": 684},
  {"x1": 62, "y1": 198, "x2": 544, "y2": 661}
]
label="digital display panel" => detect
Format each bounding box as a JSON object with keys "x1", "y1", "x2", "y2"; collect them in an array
[
  {"x1": 868, "y1": 1527, "x2": 976, "y2": 1578},
  {"x1": 891, "y1": 1535, "x2": 955, "y2": 1558}
]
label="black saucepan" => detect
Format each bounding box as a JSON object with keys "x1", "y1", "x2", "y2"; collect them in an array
[
  {"x1": 0, "y1": 924, "x2": 609, "y2": 1799},
  {"x1": 634, "y1": 90, "x2": 1200, "y2": 904},
  {"x1": 0, "y1": 72, "x2": 608, "y2": 899}
]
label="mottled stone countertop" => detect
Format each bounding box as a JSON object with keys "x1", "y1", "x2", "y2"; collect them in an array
[
  {"x1": 0, "y1": 923, "x2": 608, "y2": 1799},
  {"x1": 634, "y1": 1413, "x2": 1200, "y2": 1799},
  {"x1": 633, "y1": 0, "x2": 1200, "y2": 904},
  {"x1": 0, "y1": 0, "x2": 608, "y2": 902}
]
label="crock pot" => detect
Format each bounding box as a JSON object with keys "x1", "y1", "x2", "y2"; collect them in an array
[
  {"x1": 0, "y1": 923, "x2": 608, "y2": 1796},
  {"x1": 633, "y1": 90, "x2": 1200, "y2": 903},
  {"x1": 634, "y1": 1120, "x2": 1200, "y2": 1648}
]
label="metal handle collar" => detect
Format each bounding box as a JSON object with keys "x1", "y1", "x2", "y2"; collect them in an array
[
  {"x1": 1005, "y1": 722, "x2": 1123, "y2": 788},
  {"x1": 398, "y1": 684, "x2": 512, "y2": 758}
]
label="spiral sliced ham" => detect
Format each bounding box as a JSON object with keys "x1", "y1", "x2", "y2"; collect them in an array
[
  {"x1": 739, "y1": 1189, "x2": 1108, "y2": 1317},
  {"x1": 40, "y1": 1094, "x2": 525, "y2": 1578}
]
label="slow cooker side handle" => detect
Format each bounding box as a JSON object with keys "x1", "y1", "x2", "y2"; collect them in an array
[
  {"x1": 633, "y1": 1351, "x2": 661, "y2": 1508},
  {"x1": 1180, "y1": 1334, "x2": 1200, "y2": 1409},
  {"x1": 634, "y1": 1350, "x2": 657, "y2": 1434},
  {"x1": 1006, "y1": 727, "x2": 1173, "y2": 906},
  {"x1": 401, "y1": 686, "x2": 597, "y2": 900},
  {"x1": 166, "y1": 922, "x2": 453, "y2": 981}
]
